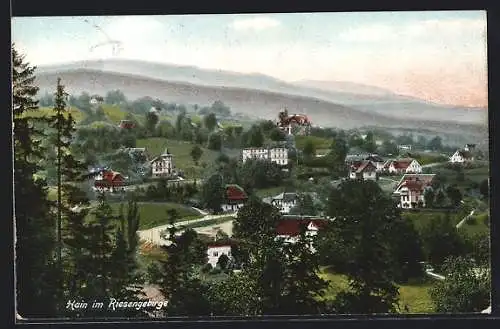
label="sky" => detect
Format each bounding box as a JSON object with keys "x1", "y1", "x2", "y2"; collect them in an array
[{"x1": 11, "y1": 11, "x2": 488, "y2": 107}]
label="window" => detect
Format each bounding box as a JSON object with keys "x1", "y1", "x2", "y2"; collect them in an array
[{"x1": 213, "y1": 252, "x2": 218, "y2": 257}]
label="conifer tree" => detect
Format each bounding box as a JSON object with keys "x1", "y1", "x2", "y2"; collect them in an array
[
  {"x1": 13, "y1": 44, "x2": 60, "y2": 317},
  {"x1": 157, "y1": 209, "x2": 211, "y2": 316}
]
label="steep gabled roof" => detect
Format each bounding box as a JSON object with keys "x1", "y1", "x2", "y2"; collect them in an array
[
  {"x1": 225, "y1": 184, "x2": 248, "y2": 201},
  {"x1": 391, "y1": 158, "x2": 415, "y2": 170},
  {"x1": 272, "y1": 192, "x2": 298, "y2": 203},
  {"x1": 365, "y1": 155, "x2": 385, "y2": 163},
  {"x1": 351, "y1": 160, "x2": 377, "y2": 173},
  {"x1": 457, "y1": 150, "x2": 473, "y2": 159},
  {"x1": 394, "y1": 174, "x2": 435, "y2": 192}
]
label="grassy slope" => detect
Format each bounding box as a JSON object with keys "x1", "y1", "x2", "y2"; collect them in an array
[
  {"x1": 319, "y1": 269, "x2": 435, "y2": 313},
  {"x1": 136, "y1": 137, "x2": 223, "y2": 178},
  {"x1": 294, "y1": 135, "x2": 332, "y2": 151},
  {"x1": 106, "y1": 202, "x2": 202, "y2": 230},
  {"x1": 24, "y1": 106, "x2": 86, "y2": 122}
]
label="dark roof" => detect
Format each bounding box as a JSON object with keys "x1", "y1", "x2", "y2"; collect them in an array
[
  {"x1": 365, "y1": 155, "x2": 384, "y2": 162},
  {"x1": 207, "y1": 239, "x2": 237, "y2": 248},
  {"x1": 272, "y1": 192, "x2": 298, "y2": 203},
  {"x1": 458, "y1": 150, "x2": 473, "y2": 159}
]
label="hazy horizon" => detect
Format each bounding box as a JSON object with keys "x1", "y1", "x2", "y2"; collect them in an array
[{"x1": 12, "y1": 11, "x2": 488, "y2": 107}]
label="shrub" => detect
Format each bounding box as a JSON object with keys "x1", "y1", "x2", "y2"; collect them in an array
[
  {"x1": 210, "y1": 267, "x2": 222, "y2": 275},
  {"x1": 201, "y1": 263, "x2": 213, "y2": 273}
]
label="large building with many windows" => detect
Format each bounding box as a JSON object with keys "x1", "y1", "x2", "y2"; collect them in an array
[{"x1": 241, "y1": 147, "x2": 289, "y2": 166}]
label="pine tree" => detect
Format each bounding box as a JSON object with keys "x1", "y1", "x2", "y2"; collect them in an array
[
  {"x1": 109, "y1": 200, "x2": 146, "y2": 317},
  {"x1": 156, "y1": 209, "x2": 211, "y2": 316},
  {"x1": 13, "y1": 44, "x2": 61, "y2": 317}
]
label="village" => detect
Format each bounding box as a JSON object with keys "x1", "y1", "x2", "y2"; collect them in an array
[
  {"x1": 12, "y1": 11, "x2": 490, "y2": 316},
  {"x1": 76, "y1": 104, "x2": 488, "y2": 285}
]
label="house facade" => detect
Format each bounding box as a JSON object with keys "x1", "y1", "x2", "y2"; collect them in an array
[
  {"x1": 364, "y1": 155, "x2": 386, "y2": 172},
  {"x1": 241, "y1": 147, "x2": 288, "y2": 166},
  {"x1": 348, "y1": 160, "x2": 378, "y2": 180},
  {"x1": 119, "y1": 120, "x2": 135, "y2": 129},
  {"x1": 384, "y1": 158, "x2": 422, "y2": 174},
  {"x1": 221, "y1": 184, "x2": 248, "y2": 212},
  {"x1": 450, "y1": 149, "x2": 474, "y2": 164},
  {"x1": 393, "y1": 174, "x2": 435, "y2": 209},
  {"x1": 270, "y1": 192, "x2": 298, "y2": 214},
  {"x1": 206, "y1": 243, "x2": 233, "y2": 268},
  {"x1": 93, "y1": 169, "x2": 126, "y2": 193},
  {"x1": 150, "y1": 149, "x2": 175, "y2": 178}
]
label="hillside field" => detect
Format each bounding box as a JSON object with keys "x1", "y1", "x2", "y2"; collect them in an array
[
  {"x1": 137, "y1": 137, "x2": 241, "y2": 178},
  {"x1": 107, "y1": 202, "x2": 202, "y2": 230}
]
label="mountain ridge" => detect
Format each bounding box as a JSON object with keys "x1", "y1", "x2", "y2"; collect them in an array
[{"x1": 33, "y1": 68, "x2": 486, "y2": 139}]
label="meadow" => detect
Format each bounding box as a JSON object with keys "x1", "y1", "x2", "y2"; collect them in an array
[
  {"x1": 136, "y1": 137, "x2": 239, "y2": 178},
  {"x1": 318, "y1": 267, "x2": 435, "y2": 313},
  {"x1": 108, "y1": 202, "x2": 202, "y2": 230}
]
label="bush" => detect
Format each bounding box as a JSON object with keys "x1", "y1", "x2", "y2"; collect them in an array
[
  {"x1": 210, "y1": 267, "x2": 222, "y2": 275},
  {"x1": 201, "y1": 263, "x2": 213, "y2": 273}
]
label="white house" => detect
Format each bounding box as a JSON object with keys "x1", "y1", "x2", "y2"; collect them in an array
[
  {"x1": 269, "y1": 147, "x2": 289, "y2": 166},
  {"x1": 393, "y1": 174, "x2": 435, "y2": 209},
  {"x1": 221, "y1": 184, "x2": 248, "y2": 213},
  {"x1": 449, "y1": 149, "x2": 474, "y2": 164},
  {"x1": 206, "y1": 244, "x2": 232, "y2": 268},
  {"x1": 275, "y1": 218, "x2": 327, "y2": 252},
  {"x1": 150, "y1": 148, "x2": 175, "y2": 178},
  {"x1": 349, "y1": 160, "x2": 378, "y2": 180},
  {"x1": 271, "y1": 193, "x2": 298, "y2": 214},
  {"x1": 241, "y1": 147, "x2": 288, "y2": 166},
  {"x1": 398, "y1": 144, "x2": 412, "y2": 152},
  {"x1": 384, "y1": 158, "x2": 422, "y2": 174}
]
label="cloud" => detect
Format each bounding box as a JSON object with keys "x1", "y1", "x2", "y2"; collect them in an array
[
  {"x1": 101, "y1": 16, "x2": 164, "y2": 42},
  {"x1": 339, "y1": 18, "x2": 486, "y2": 42},
  {"x1": 230, "y1": 16, "x2": 280, "y2": 31},
  {"x1": 339, "y1": 24, "x2": 395, "y2": 42}
]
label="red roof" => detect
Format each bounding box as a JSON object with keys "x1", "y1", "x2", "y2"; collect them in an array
[
  {"x1": 396, "y1": 174, "x2": 435, "y2": 192},
  {"x1": 225, "y1": 184, "x2": 248, "y2": 201},
  {"x1": 386, "y1": 158, "x2": 413, "y2": 170},
  {"x1": 95, "y1": 170, "x2": 125, "y2": 187},
  {"x1": 350, "y1": 160, "x2": 376, "y2": 173},
  {"x1": 276, "y1": 219, "x2": 327, "y2": 237}
]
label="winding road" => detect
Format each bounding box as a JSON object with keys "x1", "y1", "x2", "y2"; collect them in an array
[{"x1": 137, "y1": 211, "x2": 237, "y2": 246}]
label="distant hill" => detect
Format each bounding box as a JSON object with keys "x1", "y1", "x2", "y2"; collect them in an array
[
  {"x1": 36, "y1": 59, "x2": 487, "y2": 125},
  {"x1": 34, "y1": 68, "x2": 487, "y2": 144},
  {"x1": 291, "y1": 79, "x2": 398, "y2": 97}
]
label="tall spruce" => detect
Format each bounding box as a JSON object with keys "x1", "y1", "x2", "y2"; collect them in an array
[
  {"x1": 156, "y1": 209, "x2": 210, "y2": 316},
  {"x1": 13, "y1": 44, "x2": 60, "y2": 317}
]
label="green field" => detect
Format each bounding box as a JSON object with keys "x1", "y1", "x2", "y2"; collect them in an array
[
  {"x1": 319, "y1": 268, "x2": 435, "y2": 313},
  {"x1": 136, "y1": 138, "x2": 226, "y2": 178},
  {"x1": 111, "y1": 202, "x2": 202, "y2": 229},
  {"x1": 23, "y1": 106, "x2": 86, "y2": 122},
  {"x1": 294, "y1": 135, "x2": 332, "y2": 151},
  {"x1": 403, "y1": 209, "x2": 489, "y2": 237},
  {"x1": 102, "y1": 104, "x2": 127, "y2": 123},
  {"x1": 82, "y1": 202, "x2": 202, "y2": 230}
]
